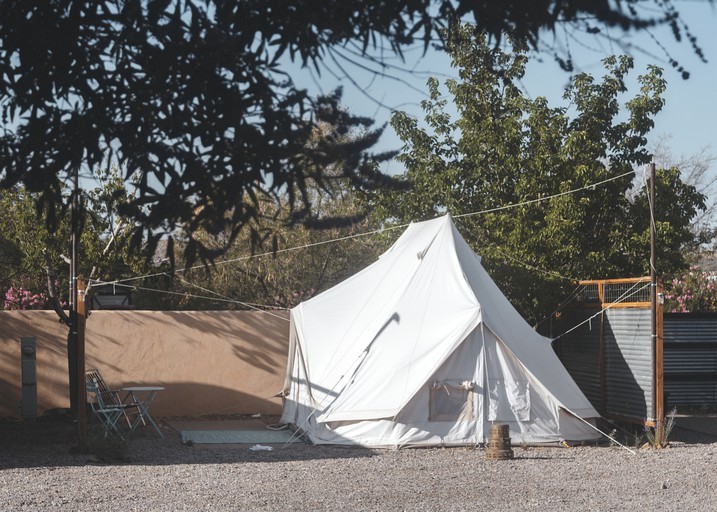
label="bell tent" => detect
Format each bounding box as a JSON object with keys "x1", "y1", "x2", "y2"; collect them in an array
[{"x1": 281, "y1": 215, "x2": 600, "y2": 447}]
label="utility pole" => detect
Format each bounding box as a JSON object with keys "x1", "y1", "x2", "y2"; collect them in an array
[{"x1": 650, "y1": 161, "x2": 664, "y2": 432}]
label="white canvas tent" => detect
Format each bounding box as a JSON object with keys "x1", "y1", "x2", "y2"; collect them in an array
[{"x1": 281, "y1": 215, "x2": 600, "y2": 447}]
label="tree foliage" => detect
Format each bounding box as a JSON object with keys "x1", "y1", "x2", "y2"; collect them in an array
[
  {"x1": 364, "y1": 26, "x2": 706, "y2": 324},
  {"x1": 651, "y1": 136, "x2": 717, "y2": 241},
  {"x1": 0, "y1": 0, "x2": 705, "y2": 265},
  {"x1": 148, "y1": 122, "x2": 390, "y2": 311},
  {"x1": 0, "y1": 169, "x2": 152, "y2": 309},
  {"x1": 162, "y1": 191, "x2": 385, "y2": 311}
]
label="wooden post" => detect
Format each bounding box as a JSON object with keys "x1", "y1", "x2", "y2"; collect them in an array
[
  {"x1": 598, "y1": 308, "x2": 606, "y2": 415},
  {"x1": 656, "y1": 281, "x2": 664, "y2": 424},
  {"x1": 76, "y1": 277, "x2": 87, "y2": 447}
]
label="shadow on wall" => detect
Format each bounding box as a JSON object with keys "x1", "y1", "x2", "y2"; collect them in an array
[
  {"x1": 553, "y1": 308, "x2": 651, "y2": 422},
  {"x1": 0, "y1": 311, "x2": 70, "y2": 418},
  {"x1": 603, "y1": 311, "x2": 650, "y2": 420},
  {"x1": 135, "y1": 381, "x2": 283, "y2": 418},
  {"x1": 0, "y1": 374, "x2": 18, "y2": 417},
  {"x1": 86, "y1": 310, "x2": 288, "y2": 372},
  {"x1": 85, "y1": 310, "x2": 290, "y2": 417},
  {"x1": 1, "y1": 310, "x2": 291, "y2": 419}
]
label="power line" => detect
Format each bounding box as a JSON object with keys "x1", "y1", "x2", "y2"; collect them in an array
[
  {"x1": 100, "y1": 167, "x2": 639, "y2": 288},
  {"x1": 489, "y1": 246, "x2": 579, "y2": 282},
  {"x1": 91, "y1": 166, "x2": 650, "y2": 312},
  {"x1": 171, "y1": 274, "x2": 291, "y2": 321},
  {"x1": 533, "y1": 283, "x2": 585, "y2": 329}
]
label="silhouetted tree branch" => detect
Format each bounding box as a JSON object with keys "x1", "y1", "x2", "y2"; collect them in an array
[{"x1": 0, "y1": 1, "x2": 708, "y2": 264}]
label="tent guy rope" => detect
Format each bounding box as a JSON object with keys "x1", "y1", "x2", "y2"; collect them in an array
[
  {"x1": 97, "y1": 167, "x2": 640, "y2": 288},
  {"x1": 88, "y1": 279, "x2": 290, "y2": 317},
  {"x1": 551, "y1": 279, "x2": 651, "y2": 342}
]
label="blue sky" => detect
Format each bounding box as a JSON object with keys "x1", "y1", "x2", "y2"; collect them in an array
[{"x1": 291, "y1": 1, "x2": 716, "y2": 177}]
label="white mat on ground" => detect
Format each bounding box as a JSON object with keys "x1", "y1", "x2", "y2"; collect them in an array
[
  {"x1": 170, "y1": 419, "x2": 296, "y2": 445},
  {"x1": 180, "y1": 429, "x2": 295, "y2": 444}
]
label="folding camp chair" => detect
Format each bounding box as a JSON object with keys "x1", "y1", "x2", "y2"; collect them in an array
[
  {"x1": 85, "y1": 379, "x2": 126, "y2": 439},
  {"x1": 85, "y1": 369, "x2": 140, "y2": 429}
]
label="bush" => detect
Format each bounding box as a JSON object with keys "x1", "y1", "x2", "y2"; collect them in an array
[
  {"x1": 663, "y1": 268, "x2": 717, "y2": 313},
  {"x1": 3, "y1": 286, "x2": 49, "y2": 310}
]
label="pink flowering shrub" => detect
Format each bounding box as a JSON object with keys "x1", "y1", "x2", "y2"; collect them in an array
[
  {"x1": 663, "y1": 267, "x2": 717, "y2": 313},
  {"x1": 3, "y1": 286, "x2": 49, "y2": 310}
]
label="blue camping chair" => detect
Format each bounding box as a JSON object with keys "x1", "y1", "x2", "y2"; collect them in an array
[{"x1": 85, "y1": 379, "x2": 126, "y2": 439}]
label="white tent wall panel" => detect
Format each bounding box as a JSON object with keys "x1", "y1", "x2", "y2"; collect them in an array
[{"x1": 287, "y1": 326, "x2": 598, "y2": 447}]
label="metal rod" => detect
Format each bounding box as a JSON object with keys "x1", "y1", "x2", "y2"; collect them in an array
[{"x1": 650, "y1": 161, "x2": 659, "y2": 425}]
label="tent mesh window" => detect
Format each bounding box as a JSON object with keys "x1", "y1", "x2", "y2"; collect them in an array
[{"x1": 429, "y1": 381, "x2": 475, "y2": 421}]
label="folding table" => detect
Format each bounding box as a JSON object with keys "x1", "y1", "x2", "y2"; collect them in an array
[{"x1": 122, "y1": 386, "x2": 165, "y2": 438}]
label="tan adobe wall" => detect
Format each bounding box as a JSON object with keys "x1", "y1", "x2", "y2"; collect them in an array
[{"x1": 0, "y1": 310, "x2": 289, "y2": 419}]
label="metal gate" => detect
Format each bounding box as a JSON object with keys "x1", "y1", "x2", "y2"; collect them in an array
[{"x1": 552, "y1": 278, "x2": 662, "y2": 423}]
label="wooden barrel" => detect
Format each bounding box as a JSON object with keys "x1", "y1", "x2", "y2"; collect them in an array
[{"x1": 486, "y1": 424, "x2": 514, "y2": 460}]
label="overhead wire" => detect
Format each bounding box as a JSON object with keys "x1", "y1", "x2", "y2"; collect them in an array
[
  {"x1": 533, "y1": 283, "x2": 585, "y2": 329},
  {"x1": 528, "y1": 164, "x2": 658, "y2": 329},
  {"x1": 89, "y1": 278, "x2": 289, "y2": 318},
  {"x1": 91, "y1": 166, "x2": 649, "y2": 312},
  {"x1": 100, "y1": 167, "x2": 638, "y2": 289},
  {"x1": 170, "y1": 274, "x2": 291, "y2": 321},
  {"x1": 489, "y1": 246, "x2": 579, "y2": 282},
  {"x1": 94, "y1": 224, "x2": 408, "y2": 287}
]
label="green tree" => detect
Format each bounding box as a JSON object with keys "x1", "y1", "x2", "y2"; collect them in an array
[
  {"x1": 0, "y1": 168, "x2": 153, "y2": 310},
  {"x1": 153, "y1": 121, "x2": 390, "y2": 311},
  {"x1": 168, "y1": 195, "x2": 385, "y2": 311},
  {"x1": 651, "y1": 136, "x2": 717, "y2": 241},
  {"x1": 0, "y1": 167, "x2": 158, "y2": 417},
  {"x1": 365, "y1": 26, "x2": 706, "y2": 324},
  {"x1": 0, "y1": 1, "x2": 705, "y2": 265}
]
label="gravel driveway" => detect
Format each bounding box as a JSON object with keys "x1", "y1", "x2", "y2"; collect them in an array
[{"x1": 1, "y1": 415, "x2": 716, "y2": 511}]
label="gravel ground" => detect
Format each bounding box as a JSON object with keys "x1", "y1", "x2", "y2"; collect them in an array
[{"x1": 1, "y1": 415, "x2": 716, "y2": 511}]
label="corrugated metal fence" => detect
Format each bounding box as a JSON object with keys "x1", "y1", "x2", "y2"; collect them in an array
[
  {"x1": 552, "y1": 278, "x2": 658, "y2": 422},
  {"x1": 553, "y1": 280, "x2": 717, "y2": 418},
  {"x1": 604, "y1": 308, "x2": 653, "y2": 419},
  {"x1": 664, "y1": 313, "x2": 717, "y2": 408}
]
